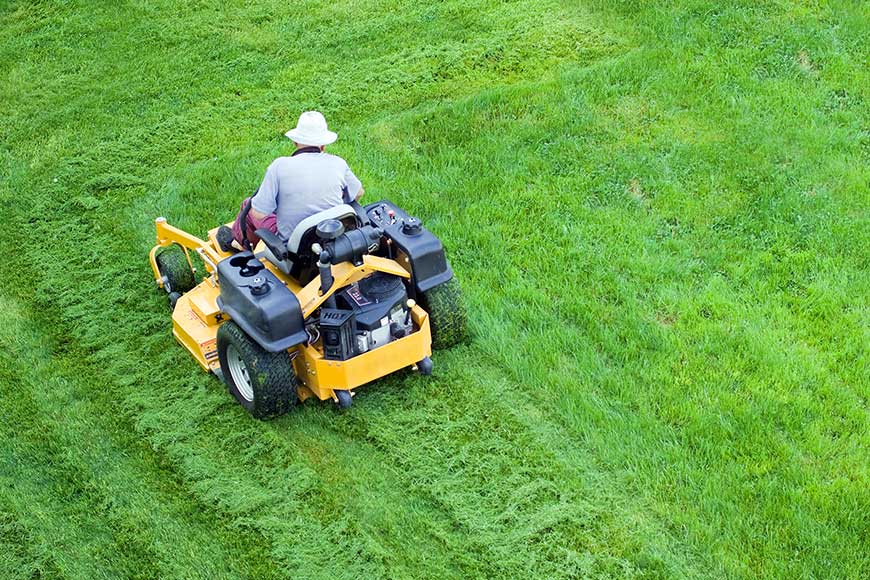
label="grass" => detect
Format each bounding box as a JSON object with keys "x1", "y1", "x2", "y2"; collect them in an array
[{"x1": 0, "y1": 0, "x2": 867, "y2": 578}]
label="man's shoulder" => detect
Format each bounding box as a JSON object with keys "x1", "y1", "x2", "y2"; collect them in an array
[
  {"x1": 270, "y1": 152, "x2": 348, "y2": 171},
  {"x1": 321, "y1": 152, "x2": 349, "y2": 167},
  {"x1": 267, "y1": 156, "x2": 294, "y2": 171}
]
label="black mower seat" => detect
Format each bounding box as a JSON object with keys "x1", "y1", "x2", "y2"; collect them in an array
[
  {"x1": 258, "y1": 204, "x2": 359, "y2": 282},
  {"x1": 286, "y1": 204, "x2": 358, "y2": 255}
]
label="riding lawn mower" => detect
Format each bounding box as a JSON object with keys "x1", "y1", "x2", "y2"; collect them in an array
[{"x1": 149, "y1": 200, "x2": 466, "y2": 418}]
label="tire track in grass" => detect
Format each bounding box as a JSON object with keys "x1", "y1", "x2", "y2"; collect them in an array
[
  {"x1": 0, "y1": 255, "x2": 486, "y2": 577},
  {"x1": 109, "y1": 313, "x2": 504, "y2": 578},
  {"x1": 341, "y1": 356, "x2": 703, "y2": 579},
  {"x1": 0, "y1": 295, "x2": 283, "y2": 580},
  {"x1": 130, "y1": 395, "x2": 482, "y2": 578},
  {"x1": 122, "y1": 332, "x2": 658, "y2": 579}
]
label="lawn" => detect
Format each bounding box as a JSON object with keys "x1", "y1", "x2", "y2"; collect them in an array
[{"x1": 0, "y1": 0, "x2": 867, "y2": 578}]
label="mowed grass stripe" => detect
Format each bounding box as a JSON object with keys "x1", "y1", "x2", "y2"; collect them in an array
[
  {"x1": 0, "y1": 211, "x2": 501, "y2": 576},
  {"x1": 0, "y1": 295, "x2": 284, "y2": 580},
  {"x1": 0, "y1": 362, "x2": 155, "y2": 577},
  {"x1": 0, "y1": 430, "x2": 142, "y2": 579}
]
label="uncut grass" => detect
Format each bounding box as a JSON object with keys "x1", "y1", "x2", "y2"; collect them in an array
[{"x1": 1, "y1": 0, "x2": 868, "y2": 578}]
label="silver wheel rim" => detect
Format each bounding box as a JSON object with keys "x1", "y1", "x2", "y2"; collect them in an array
[{"x1": 226, "y1": 344, "x2": 254, "y2": 402}]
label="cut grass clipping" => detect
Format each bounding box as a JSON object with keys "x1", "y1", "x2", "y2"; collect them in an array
[{"x1": 1, "y1": 0, "x2": 868, "y2": 579}]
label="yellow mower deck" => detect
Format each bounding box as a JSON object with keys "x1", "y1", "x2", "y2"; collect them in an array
[{"x1": 151, "y1": 219, "x2": 432, "y2": 404}]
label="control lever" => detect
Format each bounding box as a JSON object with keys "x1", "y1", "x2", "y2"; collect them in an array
[{"x1": 256, "y1": 228, "x2": 289, "y2": 260}]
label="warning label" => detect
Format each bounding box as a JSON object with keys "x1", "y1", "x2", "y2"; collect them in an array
[
  {"x1": 347, "y1": 286, "x2": 371, "y2": 307},
  {"x1": 202, "y1": 338, "x2": 218, "y2": 360}
]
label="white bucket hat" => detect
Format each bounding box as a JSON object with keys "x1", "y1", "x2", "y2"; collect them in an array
[{"x1": 284, "y1": 111, "x2": 337, "y2": 146}]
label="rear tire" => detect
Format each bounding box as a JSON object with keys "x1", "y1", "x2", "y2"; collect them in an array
[
  {"x1": 419, "y1": 277, "x2": 467, "y2": 350},
  {"x1": 156, "y1": 245, "x2": 196, "y2": 294},
  {"x1": 217, "y1": 321, "x2": 298, "y2": 419}
]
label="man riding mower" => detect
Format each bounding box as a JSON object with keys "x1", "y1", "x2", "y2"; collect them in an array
[{"x1": 148, "y1": 112, "x2": 466, "y2": 418}]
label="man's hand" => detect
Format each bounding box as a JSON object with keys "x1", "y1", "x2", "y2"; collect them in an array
[{"x1": 355, "y1": 187, "x2": 365, "y2": 201}]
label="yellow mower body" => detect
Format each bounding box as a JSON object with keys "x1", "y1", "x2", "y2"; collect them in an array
[{"x1": 149, "y1": 217, "x2": 433, "y2": 405}]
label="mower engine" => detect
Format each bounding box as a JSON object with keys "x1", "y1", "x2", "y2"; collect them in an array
[{"x1": 318, "y1": 272, "x2": 413, "y2": 361}]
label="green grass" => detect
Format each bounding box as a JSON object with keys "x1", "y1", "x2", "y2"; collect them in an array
[{"x1": 1, "y1": 0, "x2": 867, "y2": 578}]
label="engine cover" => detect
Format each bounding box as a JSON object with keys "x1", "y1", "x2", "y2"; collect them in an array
[
  {"x1": 320, "y1": 273, "x2": 412, "y2": 361},
  {"x1": 320, "y1": 308, "x2": 356, "y2": 361}
]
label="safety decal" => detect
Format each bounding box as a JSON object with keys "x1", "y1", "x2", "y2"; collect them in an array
[
  {"x1": 202, "y1": 338, "x2": 218, "y2": 360},
  {"x1": 347, "y1": 286, "x2": 371, "y2": 306}
]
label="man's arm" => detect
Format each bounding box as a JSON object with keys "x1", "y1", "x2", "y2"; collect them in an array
[
  {"x1": 250, "y1": 161, "x2": 280, "y2": 219},
  {"x1": 344, "y1": 164, "x2": 364, "y2": 202}
]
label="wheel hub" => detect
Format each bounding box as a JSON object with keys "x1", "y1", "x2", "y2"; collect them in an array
[{"x1": 225, "y1": 344, "x2": 254, "y2": 402}]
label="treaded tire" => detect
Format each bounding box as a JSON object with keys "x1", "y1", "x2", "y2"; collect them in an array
[
  {"x1": 156, "y1": 244, "x2": 196, "y2": 294},
  {"x1": 217, "y1": 321, "x2": 298, "y2": 419},
  {"x1": 419, "y1": 277, "x2": 467, "y2": 350}
]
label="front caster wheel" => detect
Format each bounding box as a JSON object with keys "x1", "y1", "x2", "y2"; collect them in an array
[
  {"x1": 417, "y1": 356, "x2": 434, "y2": 376},
  {"x1": 335, "y1": 389, "x2": 353, "y2": 409},
  {"x1": 156, "y1": 244, "x2": 196, "y2": 295}
]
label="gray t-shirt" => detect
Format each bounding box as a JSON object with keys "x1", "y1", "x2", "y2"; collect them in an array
[{"x1": 250, "y1": 151, "x2": 363, "y2": 239}]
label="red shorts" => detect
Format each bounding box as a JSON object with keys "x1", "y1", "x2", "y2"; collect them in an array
[{"x1": 230, "y1": 198, "x2": 278, "y2": 247}]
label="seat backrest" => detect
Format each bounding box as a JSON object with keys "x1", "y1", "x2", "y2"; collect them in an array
[
  {"x1": 286, "y1": 204, "x2": 357, "y2": 255},
  {"x1": 258, "y1": 204, "x2": 360, "y2": 283}
]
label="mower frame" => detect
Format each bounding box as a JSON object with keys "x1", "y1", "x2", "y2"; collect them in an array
[{"x1": 149, "y1": 217, "x2": 432, "y2": 405}]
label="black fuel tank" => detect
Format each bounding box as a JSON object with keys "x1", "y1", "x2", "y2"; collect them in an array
[
  {"x1": 216, "y1": 253, "x2": 307, "y2": 352},
  {"x1": 364, "y1": 200, "x2": 453, "y2": 294}
]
